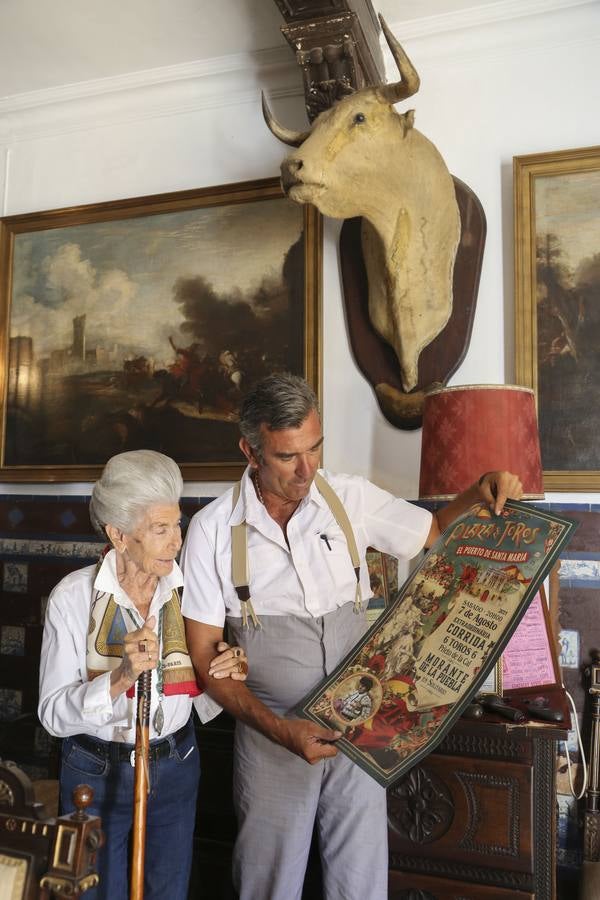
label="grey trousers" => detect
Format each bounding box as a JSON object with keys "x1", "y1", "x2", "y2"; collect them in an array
[{"x1": 227, "y1": 603, "x2": 388, "y2": 900}]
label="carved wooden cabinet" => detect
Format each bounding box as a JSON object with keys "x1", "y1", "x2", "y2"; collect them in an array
[
  {"x1": 387, "y1": 718, "x2": 567, "y2": 900},
  {"x1": 191, "y1": 714, "x2": 566, "y2": 899}
]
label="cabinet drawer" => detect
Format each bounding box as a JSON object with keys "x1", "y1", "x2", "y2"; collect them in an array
[{"x1": 387, "y1": 753, "x2": 534, "y2": 875}]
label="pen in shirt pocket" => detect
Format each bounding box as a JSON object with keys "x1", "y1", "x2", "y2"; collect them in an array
[{"x1": 320, "y1": 533, "x2": 332, "y2": 551}]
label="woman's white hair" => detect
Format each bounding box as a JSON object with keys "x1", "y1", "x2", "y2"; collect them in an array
[{"x1": 89, "y1": 450, "x2": 183, "y2": 538}]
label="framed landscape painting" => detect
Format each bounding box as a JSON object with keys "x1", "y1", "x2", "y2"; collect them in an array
[
  {"x1": 514, "y1": 145, "x2": 600, "y2": 490},
  {"x1": 0, "y1": 178, "x2": 321, "y2": 481}
]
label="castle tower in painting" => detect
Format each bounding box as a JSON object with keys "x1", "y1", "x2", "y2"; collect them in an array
[{"x1": 72, "y1": 314, "x2": 86, "y2": 360}]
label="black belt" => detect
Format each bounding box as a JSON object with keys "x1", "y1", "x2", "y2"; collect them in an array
[{"x1": 71, "y1": 718, "x2": 193, "y2": 764}]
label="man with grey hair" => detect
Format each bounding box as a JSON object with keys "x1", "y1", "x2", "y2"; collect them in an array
[{"x1": 181, "y1": 373, "x2": 522, "y2": 900}]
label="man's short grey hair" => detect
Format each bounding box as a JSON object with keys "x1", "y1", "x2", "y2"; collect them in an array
[
  {"x1": 239, "y1": 373, "x2": 319, "y2": 457},
  {"x1": 89, "y1": 450, "x2": 183, "y2": 538}
]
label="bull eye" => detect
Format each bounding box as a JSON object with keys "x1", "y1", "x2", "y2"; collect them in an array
[{"x1": 353, "y1": 112, "x2": 366, "y2": 125}]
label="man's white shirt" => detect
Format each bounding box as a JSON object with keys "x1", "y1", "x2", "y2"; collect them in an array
[{"x1": 181, "y1": 468, "x2": 431, "y2": 626}]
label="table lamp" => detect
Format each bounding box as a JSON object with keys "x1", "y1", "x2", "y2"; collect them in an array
[{"x1": 418, "y1": 384, "x2": 544, "y2": 500}]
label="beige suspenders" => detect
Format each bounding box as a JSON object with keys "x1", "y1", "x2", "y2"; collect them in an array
[
  {"x1": 231, "y1": 472, "x2": 363, "y2": 630},
  {"x1": 231, "y1": 481, "x2": 261, "y2": 630}
]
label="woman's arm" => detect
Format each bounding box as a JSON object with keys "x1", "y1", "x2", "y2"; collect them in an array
[{"x1": 38, "y1": 582, "x2": 130, "y2": 737}]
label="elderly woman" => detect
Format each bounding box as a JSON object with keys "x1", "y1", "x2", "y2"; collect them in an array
[{"x1": 39, "y1": 450, "x2": 247, "y2": 900}]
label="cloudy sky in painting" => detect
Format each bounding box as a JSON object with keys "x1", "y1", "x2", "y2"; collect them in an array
[
  {"x1": 10, "y1": 196, "x2": 303, "y2": 365},
  {"x1": 535, "y1": 169, "x2": 600, "y2": 273}
]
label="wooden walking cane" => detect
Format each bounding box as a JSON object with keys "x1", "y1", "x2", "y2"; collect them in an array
[{"x1": 130, "y1": 663, "x2": 152, "y2": 900}]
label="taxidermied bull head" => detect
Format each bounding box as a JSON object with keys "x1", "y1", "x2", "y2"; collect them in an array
[{"x1": 263, "y1": 17, "x2": 462, "y2": 400}]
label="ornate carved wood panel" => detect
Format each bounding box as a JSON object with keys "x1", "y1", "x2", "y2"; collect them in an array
[
  {"x1": 388, "y1": 722, "x2": 562, "y2": 900},
  {"x1": 388, "y1": 870, "x2": 534, "y2": 900}
]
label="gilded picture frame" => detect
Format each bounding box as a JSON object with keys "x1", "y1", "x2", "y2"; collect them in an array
[
  {"x1": 0, "y1": 177, "x2": 321, "y2": 482},
  {"x1": 514, "y1": 145, "x2": 600, "y2": 490}
]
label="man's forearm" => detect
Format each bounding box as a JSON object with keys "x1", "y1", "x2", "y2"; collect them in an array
[
  {"x1": 426, "y1": 471, "x2": 523, "y2": 548},
  {"x1": 425, "y1": 481, "x2": 480, "y2": 547},
  {"x1": 434, "y1": 481, "x2": 480, "y2": 534},
  {"x1": 206, "y1": 674, "x2": 288, "y2": 742},
  {"x1": 187, "y1": 620, "x2": 288, "y2": 746},
  {"x1": 186, "y1": 618, "x2": 344, "y2": 764}
]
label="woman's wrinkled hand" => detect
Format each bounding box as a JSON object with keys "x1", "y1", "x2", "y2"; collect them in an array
[
  {"x1": 111, "y1": 615, "x2": 158, "y2": 696},
  {"x1": 208, "y1": 642, "x2": 248, "y2": 681}
]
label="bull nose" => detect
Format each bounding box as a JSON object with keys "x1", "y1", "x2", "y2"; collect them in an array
[{"x1": 281, "y1": 157, "x2": 303, "y2": 194}]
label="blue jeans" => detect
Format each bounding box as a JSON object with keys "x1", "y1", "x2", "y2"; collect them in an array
[{"x1": 60, "y1": 718, "x2": 200, "y2": 900}]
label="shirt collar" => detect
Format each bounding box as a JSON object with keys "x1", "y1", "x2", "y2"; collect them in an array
[
  {"x1": 94, "y1": 548, "x2": 184, "y2": 608},
  {"x1": 228, "y1": 466, "x2": 328, "y2": 526}
]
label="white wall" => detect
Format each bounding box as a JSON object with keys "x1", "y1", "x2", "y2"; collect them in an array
[{"x1": 1, "y1": 0, "x2": 599, "y2": 502}]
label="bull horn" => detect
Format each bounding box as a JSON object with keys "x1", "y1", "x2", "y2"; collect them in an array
[
  {"x1": 261, "y1": 92, "x2": 311, "y2": 148},
  {"x1": 377, "y1": 15, "x2": 420, "y2": 104}
]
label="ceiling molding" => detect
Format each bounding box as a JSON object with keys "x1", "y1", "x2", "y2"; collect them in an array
[
  {"x1": 0, "y1": 45, "x2": 302, "y2": 143},
  {"x1": 1, "y1": 0, "x2": 596, "y2": 142},
  {"x1": 382, "y1": 0, "x2": 599, "y2": 70},
  {"x1": 388, "y1": 0, "x2": 596, "y2": 41},
  {"x1": 0, "y1": 45, "x2": 294, "y2": 112}
]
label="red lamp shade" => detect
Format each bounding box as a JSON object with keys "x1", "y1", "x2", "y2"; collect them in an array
[{"x1": 419, "y1": 384, "x2": 544, "y2": 500}]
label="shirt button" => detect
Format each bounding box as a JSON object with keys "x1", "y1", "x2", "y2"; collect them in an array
[{"x1": 315, "y1": 616, "x2": 323, "y2": 624}]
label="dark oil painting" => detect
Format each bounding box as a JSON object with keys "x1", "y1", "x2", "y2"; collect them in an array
[
  {"x1": 534, "y1": 169, "x2": 600, "y2": 472},
  {"x1": 0, "y1": 179, "x2": 320, "y2": 480}
]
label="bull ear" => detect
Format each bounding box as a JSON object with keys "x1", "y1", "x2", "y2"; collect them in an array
[
  {"x1": 399, "y1": 109, "x2": 415, "y2": 136},
  {"x1": 261, "y1": 92, "x2": 311, "y2": 148}
]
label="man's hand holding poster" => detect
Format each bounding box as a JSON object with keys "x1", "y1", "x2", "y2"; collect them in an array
[{"x1": 296, "y1": 500, "x2": 576, "y2": 787}]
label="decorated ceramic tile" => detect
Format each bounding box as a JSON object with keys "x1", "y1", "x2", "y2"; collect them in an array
[
  {"x1": 559, "y1": 628, "x2": 580, "y2": 669},
  {"x1": 558, "y1": 554, "x2": 600, "y2": 587},
  {"x1": 0, "y1": 625, "x2": 25, "y2": 656},
  {"x1": 0, "y1": 537, "x2": 103, "y2": 559},
  {"x1": 0, "y1": 687, "x2": 22, "y2": 720},
  {"x1": 2, "y1": 561, "x2": 28, "y2": 593},
  {"x1": 557, "y1": 793, "x2": 583, "y2": 870}
]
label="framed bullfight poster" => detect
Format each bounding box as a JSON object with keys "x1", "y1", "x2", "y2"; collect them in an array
[{"x1": 297, "y1": 500, "x2": 576, "y2": 788}]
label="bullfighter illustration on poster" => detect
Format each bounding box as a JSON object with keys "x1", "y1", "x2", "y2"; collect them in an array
[{"x1": 297, "y1": 500, "x2": 576, "y2": 787}]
